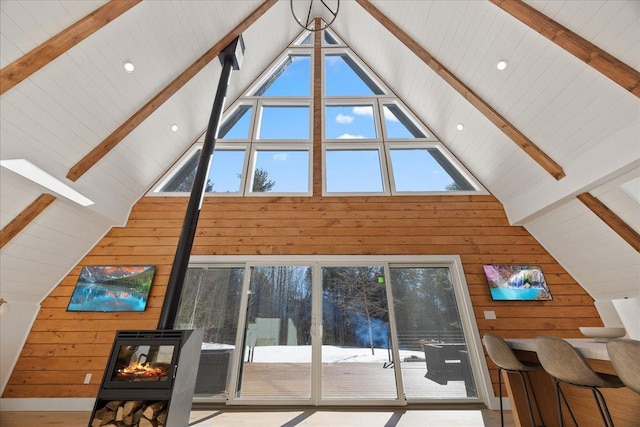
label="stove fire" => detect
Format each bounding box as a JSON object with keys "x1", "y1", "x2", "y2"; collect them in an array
[
  {"x1": 117, "y1": 361, "x2": 167, "y2": 381},
  {"x1": 111, "y1": 343, "x2": 173, "y2": 383}
]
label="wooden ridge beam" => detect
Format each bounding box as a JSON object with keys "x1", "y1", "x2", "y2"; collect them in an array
[
  {"x1": 312, "y1": 18, "x2": 323, "y2": 196},
  {"x1": 356, "y1": 0, "x2": 565, "y2": 180},
  {"x1": 577, "y1": 192, "x2": 640, "y2": 253},
  {"x1": 490, "y1": 0, "x2": 640, "y2": 98},
  {"x1": 0, "y1": 194, "x2": 56, "y2": 249},
  {"x1": 66, "y1": 0, "x2": 278, "y2": 182},
  {"x1": 0, "y1": 0, "x2": 141, "y2": 96}
]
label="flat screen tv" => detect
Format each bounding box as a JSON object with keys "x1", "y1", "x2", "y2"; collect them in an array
[
  {"x1": 67, "y1": 266, "x2": 155, "y2": 312},
  {"x1": 483, "y1": 264, "x2": 552, "y2": 301}
]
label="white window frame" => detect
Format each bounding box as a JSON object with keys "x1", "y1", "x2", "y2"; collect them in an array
[
  {"x1": 246, "y1": 142, "x2": 313, "y2": 196},
  {"x1": 322, "y1": 142, "x2": 391, "y2": 196},
  {"x1": 377, "y1": 99, "x2": 437, "y2": 142},
  {"x1": 217, "y1": 100, "x2": 257, "y2": 142},
  {"x1": 245, "y1": 48, "x2": 314, "y2": 98},
  {"x1": 322, "y1": 47, "x2": 389, "y2": 98},
  {"x1": 385, "y1": 142, "x2": 485, "y2": 195},
  {"x1": 255, "y1": 99, "x2": 313, "y2": 142},
  {"x1": 323, "y1": 99, "x2": 383, "y2": 142}
]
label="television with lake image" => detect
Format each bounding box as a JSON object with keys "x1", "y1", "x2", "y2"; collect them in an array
[
  {"x1": 483, "y1": 265, "x2": 552, "y2": 301},
  {"x1": 67, "y1": 266, "x2": 155, "y2": 312}
]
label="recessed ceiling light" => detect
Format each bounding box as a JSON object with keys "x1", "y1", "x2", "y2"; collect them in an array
[
  {"x1": 456, "y1": 123, "x2": 464, "y2": 131},
  {"x1": 0, "y1": 159, "x2": 94, "y2": 206},
  {"x1": 496, "y1": 60, "x2": 508, "y2": 71},
  {"x1": 170, "y1": 124, "x2": 178, "y2": 132},
  {"x1": 123, "y1": 61, "x2": 135, "y2": 73}
]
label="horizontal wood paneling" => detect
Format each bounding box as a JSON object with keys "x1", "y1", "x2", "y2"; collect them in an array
[{"x1": 3, "y1": 195, "x2": 599, "y2": 399}]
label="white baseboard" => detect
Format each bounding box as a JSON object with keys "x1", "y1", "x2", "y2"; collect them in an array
[{"x1": 0, "y1": 398, "x2": 95, "y2": 411}]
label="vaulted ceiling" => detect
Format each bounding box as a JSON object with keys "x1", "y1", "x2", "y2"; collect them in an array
[{"x1": 1, "y1": 0, "x2": 638, "y2": 310}]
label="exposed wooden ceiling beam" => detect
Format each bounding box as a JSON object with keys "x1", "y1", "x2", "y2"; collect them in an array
[
  {"x1": 490, "y1": 0, "x2": 640, "y2": 98},
  {"x1": 577, "y1": 192, "x2": 640, "y2": 253},
  {"x1": 0, "y1": 0, "x2": 141, "y2": 96},
  {"x1": 0, "y1": 194, "x2": 56, "y2": 249},
  {"x1": 66, "y1": 0, "x2": 278, "y2": 182},
  {"x1": 356, "y1": 0, "x2": 565, "y2": 180}
]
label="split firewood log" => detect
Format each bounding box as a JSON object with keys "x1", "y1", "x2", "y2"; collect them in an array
[
  {"x1": 142, "y1": 401, "x2": 166, "y2": 419},
  {"x1": 139, "y1": 417, "x2": 158, "y2": 427},
  {"x1": 156, "y1": 410, "x2": 168, "y2": 426},
  {"x1": 123, "y1": 400, "x2": 144, "y2": 417},
  {"x1": 105, "y1": 400, "x2": 124, "y2": 410},
  {"x1": 100, "y1": 410, "x2": 116, "y2": 425}
]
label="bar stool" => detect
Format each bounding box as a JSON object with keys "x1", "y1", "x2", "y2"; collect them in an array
[
  {"x1": 607, "y1": 338, "x2": 640, "y2": 395},
  {"x1": 535, "y1": 336, "x2": 624, "y2": 427},
  {"x1": 482, "y1": 334, "x2": 545, "y2": 427}
]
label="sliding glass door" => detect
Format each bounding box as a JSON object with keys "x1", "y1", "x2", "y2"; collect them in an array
[
  {"x1": 321, "y1": 266, "x2": 399, "y2": 401},
  {"x1": 182, "y1": 257, "x2": 484, "y2": 405},
  {"x1": 235, "y1": 265, "x2": 313, "y2": 401},
  {"x1": 389, "y1": 266, "x2": 477, "y2": 399}
]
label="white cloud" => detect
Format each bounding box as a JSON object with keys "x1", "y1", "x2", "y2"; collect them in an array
[
  {"x1": 325, "y1": 56, "x2": 341, "y2": 67},
  {"x1": 273, "y1": 153, "x2": 288, "y2": 161},
  {"x1": 335, "y1": 114, "x2": 354, "y2": 124},
  {"x1": 352, "y1": 106, "x2": 373, "y2": 116},
  {"x1": 337, "y1": 133, "x2": 366, "y2": 139},
  {"x1": 383, "y1": 108, "x2": 400, "y2": 122}
]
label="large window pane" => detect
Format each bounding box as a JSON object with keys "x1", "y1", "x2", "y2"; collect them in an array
[
  {"x1": 209, "y1": 149, "x2": 245, "y2": 193},
  {"x1": 325, "y1": 54, "x2": 383, "y2": 96},
  {"x1": 237, "y1": 266, "x2": 313, "y2": 400},
  {"x1": 325, "y1": 105, "x2": 377, "y2": 139},
  {"x1": 157, "y1": 150, "x2": 200, "y2": 192},
  {"x1": 321, "y1": 266, "x2": 397, "y2": 400},
  {"x1": 250, "y1": 150, "x2": 309, "y2": 193},
  {"x1": 389, "y1": 267, "x2": 477, "y2": 399},
  {"x1": 389, "y1": 148, "x2": 475, "y2": 192},
  {"x1": 252, "y1": 55, "x2": 311, "y2": 97},
  {"x1": 325, "y1": 149, "x2": 384, "y2": 193},
  {"x1": 257, "y1": 106, "x2": 310, "y2": 140},
  {"x1": 176, "y1": 267, "x2": 244, "y2": 398},
  {"x1": 383, "y1": 104, "x2": 426, "y2": 139},
  {"x1": 219, "y1": 105, "x2": 253, "y2": 140}
]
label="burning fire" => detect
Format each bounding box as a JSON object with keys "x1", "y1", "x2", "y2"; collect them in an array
[{"x1": 117, "y1": 362, "x2": 166, "y2": 380}]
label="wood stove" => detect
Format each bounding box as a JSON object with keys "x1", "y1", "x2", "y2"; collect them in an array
[{"x1": 89, "y1": 329, "x2": 202, "y2": 427}]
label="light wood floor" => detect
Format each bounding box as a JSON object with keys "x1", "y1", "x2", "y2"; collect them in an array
[{"x1": 0, "y1": 408, "x2": 515, "y2": 426}]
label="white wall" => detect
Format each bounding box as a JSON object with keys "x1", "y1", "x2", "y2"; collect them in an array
[{"x1": 0, "y1": 302, "x2": 39, "y2": 394}]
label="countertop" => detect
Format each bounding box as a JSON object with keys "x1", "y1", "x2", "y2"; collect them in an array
[{"x1": 506, "y1": 338, "x2": 609, "y2": 361}]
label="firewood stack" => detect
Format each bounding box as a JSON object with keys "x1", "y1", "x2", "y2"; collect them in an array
[{"x1": 90, "y1": 400, "x2": 168, "y2": 427}]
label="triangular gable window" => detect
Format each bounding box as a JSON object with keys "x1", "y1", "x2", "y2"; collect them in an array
[
  {"x1": 382, "y1": 104, "x2": 427, "y2": 139},
  {"x1": 323, "y1": 28, "x2": 341, "y2": 46},
  {"x1": 324, "y1": 53, "x2": 385, "y2": 96},
  {"x1": 218, "y1": 105, "x2": 252, "y2": 140},
  {"x1": 251, "y1": 54, "x2": 311, "y2": 97},
  {"x1": 151, "y1": 19, "x2": 483, "y2": 197}
]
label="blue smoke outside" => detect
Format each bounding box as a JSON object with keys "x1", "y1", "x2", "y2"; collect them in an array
[{"x1": 354, "y1": 316, "x2": 389, "y2": 348}]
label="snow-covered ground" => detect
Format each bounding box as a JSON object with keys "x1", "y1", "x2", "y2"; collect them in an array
[{"x1": 201, "y1": 343, "x2": 424, "y2": 363}]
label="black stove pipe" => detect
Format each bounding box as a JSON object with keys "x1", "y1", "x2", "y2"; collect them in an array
[{"x1": 157, "y1": 36, "x2": 244, "y2": 330}]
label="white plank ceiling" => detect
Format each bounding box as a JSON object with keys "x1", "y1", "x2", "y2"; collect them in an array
[{"x1": 0, "y1": 0, "x2": 638, "y2": 384}]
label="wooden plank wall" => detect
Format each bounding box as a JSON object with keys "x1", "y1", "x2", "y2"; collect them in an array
[{"x1": 2, "y1": 195, "x2": 602, "y2": 398}]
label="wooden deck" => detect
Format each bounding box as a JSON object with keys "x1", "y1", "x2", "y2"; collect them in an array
[{"x1": 198, "y1": 361, "x2": 474, "y2": 401}]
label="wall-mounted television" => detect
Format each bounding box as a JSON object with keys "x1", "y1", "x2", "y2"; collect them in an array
[
  {"x1": 483, "y1": 265, "x2": 552, "y2": 301},
  {"x1": 67, "y1": 266, "x2": 155, "y2": 312}
]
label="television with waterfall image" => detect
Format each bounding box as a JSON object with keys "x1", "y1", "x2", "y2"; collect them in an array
[
  {"x1": 483, "y1": 265, "x2": 552, "y2": 301},
  {"x1": 67, "y1": 266, "x2": 155, "y2": 312}
]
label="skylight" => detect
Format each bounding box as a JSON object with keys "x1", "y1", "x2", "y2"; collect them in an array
[{"x1": 620, "y1": 176, "x2": 640, "y2": 203}]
